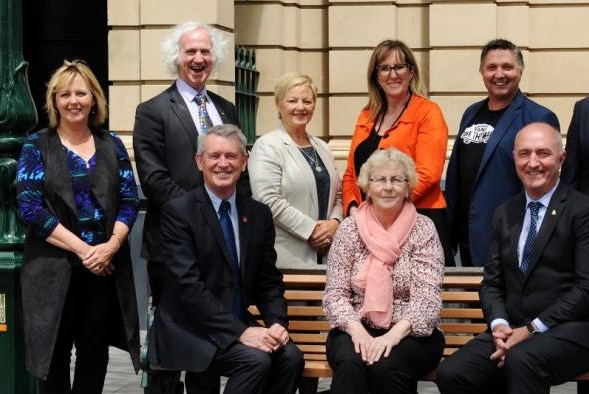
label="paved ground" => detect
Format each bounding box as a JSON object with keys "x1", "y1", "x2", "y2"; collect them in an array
[{"x1": 102, "y1": 346, "x2": 580, "y2": 394}]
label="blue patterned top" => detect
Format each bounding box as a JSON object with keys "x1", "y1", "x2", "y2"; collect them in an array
[{"x1": 16, "y1": 131, "x2": 139, "y2": 245}]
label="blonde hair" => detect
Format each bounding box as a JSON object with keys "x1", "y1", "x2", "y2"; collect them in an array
[
  {"x1": 45, "y1": 60, "x2": 107, "y2": 128},
  {"x1": 274, "y1": 72, "x2": 318, "y2": 108}
]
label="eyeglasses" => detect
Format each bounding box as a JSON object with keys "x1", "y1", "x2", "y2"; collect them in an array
[
  {"x1": 376, "y1": 63, "x2": 411, "y2": 77},
  {"x1": 369, "y1": 176, "x2": 408, "y2": 187}
]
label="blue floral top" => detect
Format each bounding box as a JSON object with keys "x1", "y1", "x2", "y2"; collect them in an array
[{"x1": 16, "y1": 131, "x2": 139, "y2": 245}]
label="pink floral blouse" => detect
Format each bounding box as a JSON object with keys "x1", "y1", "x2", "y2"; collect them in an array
[{"x1": 322, "y1": 214, "x2": 444, "y2": 336}]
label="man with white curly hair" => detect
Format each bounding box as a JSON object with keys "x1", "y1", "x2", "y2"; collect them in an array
[{"x1": 133, "y1": 21, "x2": 248, "y2": 394}]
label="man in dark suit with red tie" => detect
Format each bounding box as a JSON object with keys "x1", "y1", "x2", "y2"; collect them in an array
[
  {"x1": 133, "y1": 21, "x2": 249, "y2": 393},
  {"x1": 147, "y1": 125, "x2": 304, "y2": 394},
  {"x1": 436, "y1": 122, "x2": 589, "y2": 394}
]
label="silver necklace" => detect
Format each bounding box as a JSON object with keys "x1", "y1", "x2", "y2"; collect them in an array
[{"x1": 299, "y1": 146, "x2": 323, "y2": 172}]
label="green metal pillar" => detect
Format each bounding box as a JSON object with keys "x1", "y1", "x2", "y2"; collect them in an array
[
  {"x1": 0, "y1": 0, "x2": 38, "y2": 392},
  {"x1": 235, "y1": 46, "x2": 259, "y2": 147}
]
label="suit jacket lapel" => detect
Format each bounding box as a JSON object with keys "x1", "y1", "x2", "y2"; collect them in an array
[
  {"x1": 168, "y1": 85, "x2": 199, "y2": 150},
  {"x1": 208, "y1": 92, "x2": 231, "y2": 124},
  {"x1": 477, "y1": 91, "x2": 524, "y2": 179},
  {"x1": 236, "y1": 196, "x2": 249, "y2": 276},
  {"x1": 509, "y1": 194, "x2": 526, "y2": 273},
  {"x1": 195, "y1": 188, "x2": 236, "y2": 273},
  {"x1": 279, "y1": 128, "x2": 319, "y2": 211}
]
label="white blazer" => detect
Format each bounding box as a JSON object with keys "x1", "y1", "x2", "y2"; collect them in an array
[{"x1": 249, "y1": 127, "x2": 343, "y2": 268}]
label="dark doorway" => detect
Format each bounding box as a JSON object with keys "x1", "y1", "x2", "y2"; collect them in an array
[{"x1": 22, "y1": 0, "x2": 108, "y2": 130}]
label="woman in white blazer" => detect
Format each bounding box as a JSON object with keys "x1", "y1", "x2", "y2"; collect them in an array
[{"x1": 249, "y1": 72, "x2": 343, "y2": 268}]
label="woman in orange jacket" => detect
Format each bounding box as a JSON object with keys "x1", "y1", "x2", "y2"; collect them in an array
[{"x1": 343, "y1": 39, "x2": 454, "y2": 265}]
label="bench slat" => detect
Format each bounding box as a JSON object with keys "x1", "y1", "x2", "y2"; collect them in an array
[
  {"x1": 440, "y1": 323, "x2": 487, "y2": 333},
  {"x1": 290, "y1": 333, "x2": 328, "y2": 343},
  {"x1": 298, "y1": 344, "x2": 326, "y2": 354},
  {"x1": 442, "y1": 292, "x2": 480, "y2": 302},
  {"x1": 289, "y1": 320, "x2": 331, "y2": 331},
  {"x1": 441, "y1": 308, "x2": 484, "y2": 319},
  {"x1": 284, "y1": 290, "x2": 323, "y2": 301}
]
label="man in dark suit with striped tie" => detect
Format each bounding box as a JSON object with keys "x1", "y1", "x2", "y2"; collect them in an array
[
  {"x1": 133, "y1": 21, "x2": 249, "y2": 393},
  {"x1": 436, "y1": 122, "x2": 589, "y2": 394},
  {"x1": 147, "y1": 125, "x2": 304, "y2": 394}
]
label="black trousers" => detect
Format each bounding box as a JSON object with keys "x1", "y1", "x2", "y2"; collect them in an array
[
  {"x1": 326, "y1": 326, "x2": 445, "y2": 394},
  {"x1": 37, "y1": 265, "x2": 118, "y2": 394},
  {"x1": 185, "y1": 340, "x2": 304, "y2": 394},
  {"x1": 436, "y1": 323, "x2": 589, "y2": 394},
  {"x1": 147, "y1": 260, "x2": 218, "y2": 393}
]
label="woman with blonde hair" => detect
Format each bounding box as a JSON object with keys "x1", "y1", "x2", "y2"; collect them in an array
[
  {"x1": 249, "y1": 72, "x2": 342, "y2": 267},
  {"x1": 16, "y1": 60, "x2": 140, "y2": 393}
]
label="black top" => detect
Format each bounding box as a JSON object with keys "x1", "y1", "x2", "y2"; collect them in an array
[{"x1": 456, "y1": 103, "x2": 508, "y2": 243}]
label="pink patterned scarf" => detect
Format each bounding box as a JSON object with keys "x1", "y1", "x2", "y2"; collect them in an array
[{"x1": 352, "y1": 201, "x2": 417, "y2": 328}]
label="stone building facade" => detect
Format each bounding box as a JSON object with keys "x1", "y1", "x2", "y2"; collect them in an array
[{"x1": 107, "y1": 0, "x2": 589, "y2": 171}]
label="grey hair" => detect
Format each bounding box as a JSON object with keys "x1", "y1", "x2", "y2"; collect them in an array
[
  {"x1": 357, "y1": 148, "x2": 418, "y2": 201},
  {"x1": 197, "y1": 124, "x2": 248, "y2": 155},
  {"x1": 160, "y1": 21, "x2": 228, "y2": 76}
]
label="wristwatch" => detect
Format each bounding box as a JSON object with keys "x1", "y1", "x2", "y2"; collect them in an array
[{"x1": 526, "y1": 322, "x2": 541, "y2": 336}]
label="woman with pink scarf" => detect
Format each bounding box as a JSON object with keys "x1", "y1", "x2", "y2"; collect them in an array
[{"x1": 323, "y1": 148, "x2": 445, "y2": 393}]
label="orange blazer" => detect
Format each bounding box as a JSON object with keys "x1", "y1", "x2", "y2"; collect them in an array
[{"x1": 342, "y1": 95, "x2": 449, "y2": 215}]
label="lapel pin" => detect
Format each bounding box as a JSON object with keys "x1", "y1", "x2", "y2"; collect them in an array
[
  {"x1": 242, "y1": 216, "x2": 248, "y2": 223},
  {"x1": 551, "y1": 209, "x2": 556, "y2": 216}
]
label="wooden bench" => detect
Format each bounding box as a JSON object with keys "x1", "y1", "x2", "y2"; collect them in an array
[{"x1": 249, "y1": 272, "x2": 589, "y2": 394}]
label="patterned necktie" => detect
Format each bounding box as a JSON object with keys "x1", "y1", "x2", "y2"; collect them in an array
[
  {"x1": 218, "y1": 200, "x2": 243, "y2": 320},
  {"x1": 521, "y1": 201, "x2": 541, "y2": 273},
  {"x1": 195, "y1": 93, "x2": 213, "y2": 133}
]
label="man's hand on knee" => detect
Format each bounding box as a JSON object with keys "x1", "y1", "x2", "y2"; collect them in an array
[{"x1": 238, "y1": 327, "x2": 277, "y2": 353}]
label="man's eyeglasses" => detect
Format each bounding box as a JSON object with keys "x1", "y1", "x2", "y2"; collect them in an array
[
  {"x1": 369, "y1": 176, "x2": 408, "y2": 187},
  {"x1": 376, "y1": 63, "x2": 411, "y2": 77}
]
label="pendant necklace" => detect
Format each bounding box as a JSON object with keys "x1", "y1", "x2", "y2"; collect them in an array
[
  {"x1": 299, "y1": 146, "x2": 323, "y2": 172},
  {"x1": 376, "y1": 92, "x2": 412, "y2": 137}
]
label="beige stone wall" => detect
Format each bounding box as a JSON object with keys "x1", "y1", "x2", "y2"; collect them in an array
[{"x1": 108, "y1": 0, "x2": 589, "y2": 174}]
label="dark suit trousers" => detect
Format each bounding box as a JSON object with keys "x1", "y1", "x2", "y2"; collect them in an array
[
  {"x1": 185, "y1": 340, "x2": 304, "y2": 394},
  {"x1": 37, "y1": 266, "x2": 117, "y2": 394},
  {"x1": 147, "y1": 260, "x2": 166, "y2": 306},
  {"x1": 326, "y1": 326, "x2": 445, "y2": 394},
  {"x1": 436, "y1": 323, "x2": 589, "y2": 394}
]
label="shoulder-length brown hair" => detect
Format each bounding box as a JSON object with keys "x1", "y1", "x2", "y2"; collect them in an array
[{"x1": 365, "y1": 40, "x2": 426, "y2": 122}]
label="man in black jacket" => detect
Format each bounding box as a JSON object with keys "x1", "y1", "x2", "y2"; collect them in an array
[
  {"x1": 436, "y1": 122, "x2": 589, "y2": 394},
  {"x1": 133, "y1": 21, "x2": 248, "y2": 393}
]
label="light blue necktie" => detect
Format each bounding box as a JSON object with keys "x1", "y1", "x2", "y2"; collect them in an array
[{"x1": 521, "y1": 201, "x2": 541, "y2": 273}]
